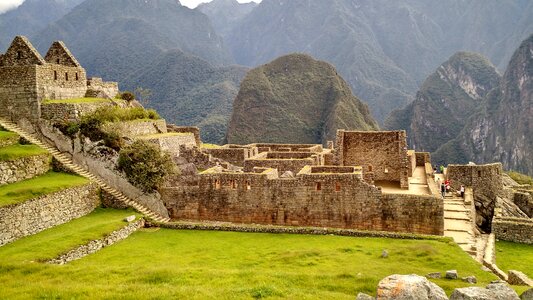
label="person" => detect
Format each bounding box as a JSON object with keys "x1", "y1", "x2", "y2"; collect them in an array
[
  {"x1": 433, "y1": 165, "x2": 438, "y2": 174},
  {"x1": 445, "y1": 179, "x2": 451, "y2": 194},
  {"x1": 441, "y1": 182, "x2": 446, "y2": 198},
  {"x1": 440, "y1": 165, "x2": 444, "y2": 174},
  {"x1": 460, "y1": 185, "x2": 465, "y2": 198}
]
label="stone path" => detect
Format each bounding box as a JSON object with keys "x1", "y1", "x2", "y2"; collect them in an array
[
  {"x1": 443, "y1": 195, "x2": 476, "y2": 256},
  {"x1": 0, "y1": 118, "x2": 169, "y2": 223}
]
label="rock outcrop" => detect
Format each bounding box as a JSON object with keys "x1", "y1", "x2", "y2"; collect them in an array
[
  {"x1": 450, "y1": 282, "x2": 520, "y2": 300},
  {"x1": 226, "y1": 53, "x2": 379, "y2": 145},
  {"x1": 376, "y1": 274, "x2": 448, "y2": 300},
  {"x1": 385, "y1": 52, "x2": 500, "y2": 154}
]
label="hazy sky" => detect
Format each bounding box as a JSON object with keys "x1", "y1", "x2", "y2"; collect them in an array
[{"x1": 0, "y1": 0, "x2": 261, "y2": 13}]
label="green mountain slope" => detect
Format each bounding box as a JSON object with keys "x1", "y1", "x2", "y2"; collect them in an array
[
  {"x1": 0, "y1": 0, "x2": 83, "y2": 51},
  {"x1": 32, "y1": 0, "x2": 233, "y2": 82},
  {"x1": 226, "y1": 0, "x2": 533, "y2": 122},
  {"x1": 434, "y1": 34, "x2": 533, "y2": 175},
  {"x1": 123, "y1": 50, "x2": 247, "y2": 144},
  {"x1": 226, "y1": 53, "x2": 379, "y2": 145},
  {"x1": 385, "y1": 52, "x2": 501, "y2": 153},
  {"x1": 197, "y1": 0, "x2": 257, "y2": 40}
]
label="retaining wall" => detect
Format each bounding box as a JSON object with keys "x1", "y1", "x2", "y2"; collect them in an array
[
  {"x1": 492, "y1": 217, "x2": 533, "y2": 244},
  {"x1": 0, "y1": 154, "x2": 50, "y2": 185},
  {"x1": 0, "y1": 183, "x2": 99, "y2": 246}
]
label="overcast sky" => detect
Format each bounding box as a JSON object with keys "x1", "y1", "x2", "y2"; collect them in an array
[{"x1": 0, "y1": 0, "x2": 261, "y2": 13}]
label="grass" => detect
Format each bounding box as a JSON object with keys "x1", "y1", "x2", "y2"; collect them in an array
[
  {"x1": 0, "y1": 208, "x2": 139, "y2": 262},
  {"x1": 496, "y1": 241, "x2": 533, "y2": 278},
  {"x1": 0, "y1": 228, "x2": 499, "y2": 299},
  {"x1": 202, "y1": 143, "x2": 222, "y2": 149},
  {"x1": 0, "y1": 172, "x2": 89, "y2": 207},
  {"x1": 0, "y1": 144, "x2": 48, "y2": 161},
  {"x1": 0, "y1": 130, "x2": 18, "y2": 140},
  {"x1": 42, "y1": 97, "x2": 111, "y2": 104},
  {"x1": 506, "y1": 171, "x2": 533, "y2": 185}
]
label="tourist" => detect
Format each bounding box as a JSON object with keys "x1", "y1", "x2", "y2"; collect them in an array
[
  {"x1": 440, "y1": 165, "x2": 444, "y2": 174},
  {"x1": 433, "y1": 165, "x2": 437, "y2": 174},
  {"x1": 441, "y1": 183, "x2": 446, "y2": 198},
  {"x1": 460, "y1": 185, "x2": 465, "y2": 198}
]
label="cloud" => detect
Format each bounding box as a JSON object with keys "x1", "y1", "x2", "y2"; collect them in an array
[{"x1": 0, "y1": 0, "x2": 24, "y2": 14}]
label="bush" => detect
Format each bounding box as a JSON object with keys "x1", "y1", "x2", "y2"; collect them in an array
[
  {"x1": 118, "y1": 140, "x2": 177, "y2": 192},
  {"x1": 55, "y1": 122, "x2": 80, "y2": 138},
  {"x1": 120, "y1": 91, "x2": 135, "y2": 102}
]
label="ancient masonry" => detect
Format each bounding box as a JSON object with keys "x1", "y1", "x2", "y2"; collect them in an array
[{"x1": 1, "y1": 36, "x2": 531, "y2": 252}]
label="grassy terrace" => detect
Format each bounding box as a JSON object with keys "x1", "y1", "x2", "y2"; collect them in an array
[
  {"x1": 0, "y1": 172, "x2": 88, "y2": 207},
  {"x1": 0, "y1": 208, "x2": 139, "y2": 263},
  {"x1": 496, "y1": 241, "x2": 533, "y2": 278},
  {"x1": 0, "y1": 228, "x2": 500, "y2": 299},
  {"x1": 0, "y1": 144, "x2": 48, "y2": 161},
  {"x1": 42, "y1": 97, "x2": 111, "y2": 104},
  {"x1": 0, "y1": 130, "x2": 18, "y2": 140}
]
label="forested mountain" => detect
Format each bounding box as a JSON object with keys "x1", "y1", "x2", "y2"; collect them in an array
[
  {"x1": 197, "y1": 0, "x2": 257, "y2": 40},
  {"x1": 226, "y1": 54, "x2": 379, "y2": 145},
  {"x1": 385, "y1": 52, "x2": 501, "y2": 153},
  {"x1": 434, "y1": 34, "x2": 533, "y2": 175},
  {"x1": 225, "y1": 0, "x2": 533, "y2": 122},
  {"x1": 123, "y1": 50, "x2": 247, "y2": 144},
  {"x1": 0, "y1": 0, "x2": 83, "y2": 51}
]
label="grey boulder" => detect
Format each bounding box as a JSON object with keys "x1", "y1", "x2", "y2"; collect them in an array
[{"x1": 376, "y1": 274, "x2": 447, "y2": 300}]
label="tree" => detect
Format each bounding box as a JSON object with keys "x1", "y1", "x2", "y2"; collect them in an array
[{"x1": 118, "y1": 140, "x2": 177, "y2": 192}]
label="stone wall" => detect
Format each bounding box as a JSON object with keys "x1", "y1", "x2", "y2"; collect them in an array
[
  {"x1": 167, "y1": 125, "x2": 201, "y2": 146},
  {"x1": 0, "y1": 65, "x2": 40, "y2": 122},
  {"x1": 36, "y1": 64, "x2": 87, "y2": 100},
  {"x1": 102, "y1": 119, "x2": 167, "y2": 138},
  {"x1": 415, "y1": 152, "x2": 431, "y2": 167},
  {"x1": 447, "y1": 163, "x2": 504, "y2": 230},
  {"x1": 140, "y1": 133, "x2": 197, "y2": 157},
  {"x1": 492, "y1": 217, "x2": 533, "y2": 244},
  {"x1": 513, "y1": 191, "x2": 532, "y2": 218},
  {"x1": 243, "y1": 156, "x2": 316, "y2": 174},
  {"x1": 0, "y1": 183, "x2": 99, "y2": 246},
  {"x1": 87, "y1": 77, "x2": 119, "y2": 99},
  {"x1": 0, "y1": 154, "x2": 50, "y2": 185},
  {"x1": 47, "y1": 218, "x2": 144, "y2": 264},
  {"x1": 250, "y1": 143, "x2": 322, "y2": 152},
  {"x1": 41, "y1": 101, "x2": 115, "y2": 123},
  {"x1": 335, "y1": 130, "x2": 409, "y2": 189},
  {"x1": 161, "y1": 172, "x2": 443, "y2": 235},
  {"x1": 203, "y1": 147, "x2": 252, "y2": 167}
]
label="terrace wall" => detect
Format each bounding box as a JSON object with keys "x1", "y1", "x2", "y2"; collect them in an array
[
  {"x1": 0, "y1": 183, "x2": 99, "y2": 246},
  {"x1": 0, "y1": 154, "x2": 50, "y2": 185},
  {"x1": 492, "y1": 217, "x2": 533, "y2": 244}
]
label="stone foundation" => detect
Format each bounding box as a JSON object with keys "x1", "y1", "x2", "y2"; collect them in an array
[
  {"x1": 492, "y1": 217, "x2": 533, "y2": 244},
  {"x1": 0, "y1": 183, "x2": 99, "y2": 246}
]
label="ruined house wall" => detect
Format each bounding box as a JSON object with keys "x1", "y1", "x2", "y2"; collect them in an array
[
  {"x1": 41, "y1": 101, "x2": 115, "y2": 123},
  {"x1": 35, "y1": 64, "x2": 87, "y2": 100},
  {"x1": 0, "y1": 65, "x2": 39, "y2": 121},
  {"x1": 251, "y1": 143, "x2": 322, "y2": 153},
  {"x1": 161, "y1": 173, "x2": 443, "y2": 235},
  {"x1": 87, "y1": 77, "x2": 119, "y2": 98},
  {"x1": 244, "y1": 157, "x2": 316, "y2": 174},
  {"x1": 336, "y1": 130, "x2": 409, "y2": 188},
  {"x1": 416, "y1": 152, "x2": 431, "y2": 167},
  {"x1": 167, "y1": 125, "x2": 201, "y2": 146},
  {"x1": 447, "y1": 163, "x2": 504, "y2": 230},
  {"x1": 203, "y1": 148, "x2": 251, "y2": 167}
]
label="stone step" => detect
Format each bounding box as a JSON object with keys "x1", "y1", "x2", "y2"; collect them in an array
[
  {"x1": 444, "y1": 211, "x2": 470, "y2": 220},
  {"x1": 0, "y1": 117, "x2": 169, "y2": 224}
]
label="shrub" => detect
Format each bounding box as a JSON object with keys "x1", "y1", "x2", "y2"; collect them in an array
[
  {"x1": 121, "y1": 91, "x2": 135, "y2": 102},
  {"x1": 55, "y1": 122, "x2": 80, "y2": 138},
  {"x1": 118, "y1": 140, "x2": 177, "y2": 192}
]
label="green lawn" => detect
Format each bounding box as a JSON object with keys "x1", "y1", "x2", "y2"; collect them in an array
[
  {"x1": 0, "y1": 172, "x2": 89, "y2": 207},
  {"x1": 0, "y1": 130, "x2": 18, "y2": 140},
  {"x1": 0, "y1": 143, "x2": 48, "y2": 161},
  {"x1": 0, "y1": 208, "x2": 139, "y2": 262},
  {"x1": 496, "y1": 241, "x2": 533, "y2": 278},
  {"x1": 42, "y1": 97, "x2": 111, "y2": 104},
  {"x1": 0, "y1": 227, "x2": 498, "y2": 299}
]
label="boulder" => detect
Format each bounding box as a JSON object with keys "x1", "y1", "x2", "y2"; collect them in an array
[
  {"x1": 356, "y1": 292, "x2": 375, "y2": 300},
  {"x1": 462, "y1": 276, "x2": 477, "y2": 284},
  {"x1": 446, "y1": 270, "x2": 458, "y2": 279},
  {"x1": 521, "y1": 288, "x2": 533, "y2": 300},
  {"x1": 508, "y1": 270, "x2": 533, "y2": 286},
  {"x1": 426, "y1": 272, "x2": 441, "y2": 279},
  {"x1": 381, "y1": 250, "x2": 389, "y2": 258},
  {"x1": 376, "y1": 274, "x2": 448, "y2": 300},
  {"x1": 450, "y1": 282, "x2": 520, "y2": 300},
  {"x1": 124, "y1": 215, "x2": 136, "y2": 222},
  {"x1": 179, "y1": 163, "x2": 198, "y2": 176}
]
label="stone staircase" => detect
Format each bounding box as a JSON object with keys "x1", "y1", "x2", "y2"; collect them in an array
[
  {"x1": 0, "y1": 118, "x2": 169, "y2": 223},
  {"x1": 443, "y1": 194, "x2": 476, "y2": 256}
]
